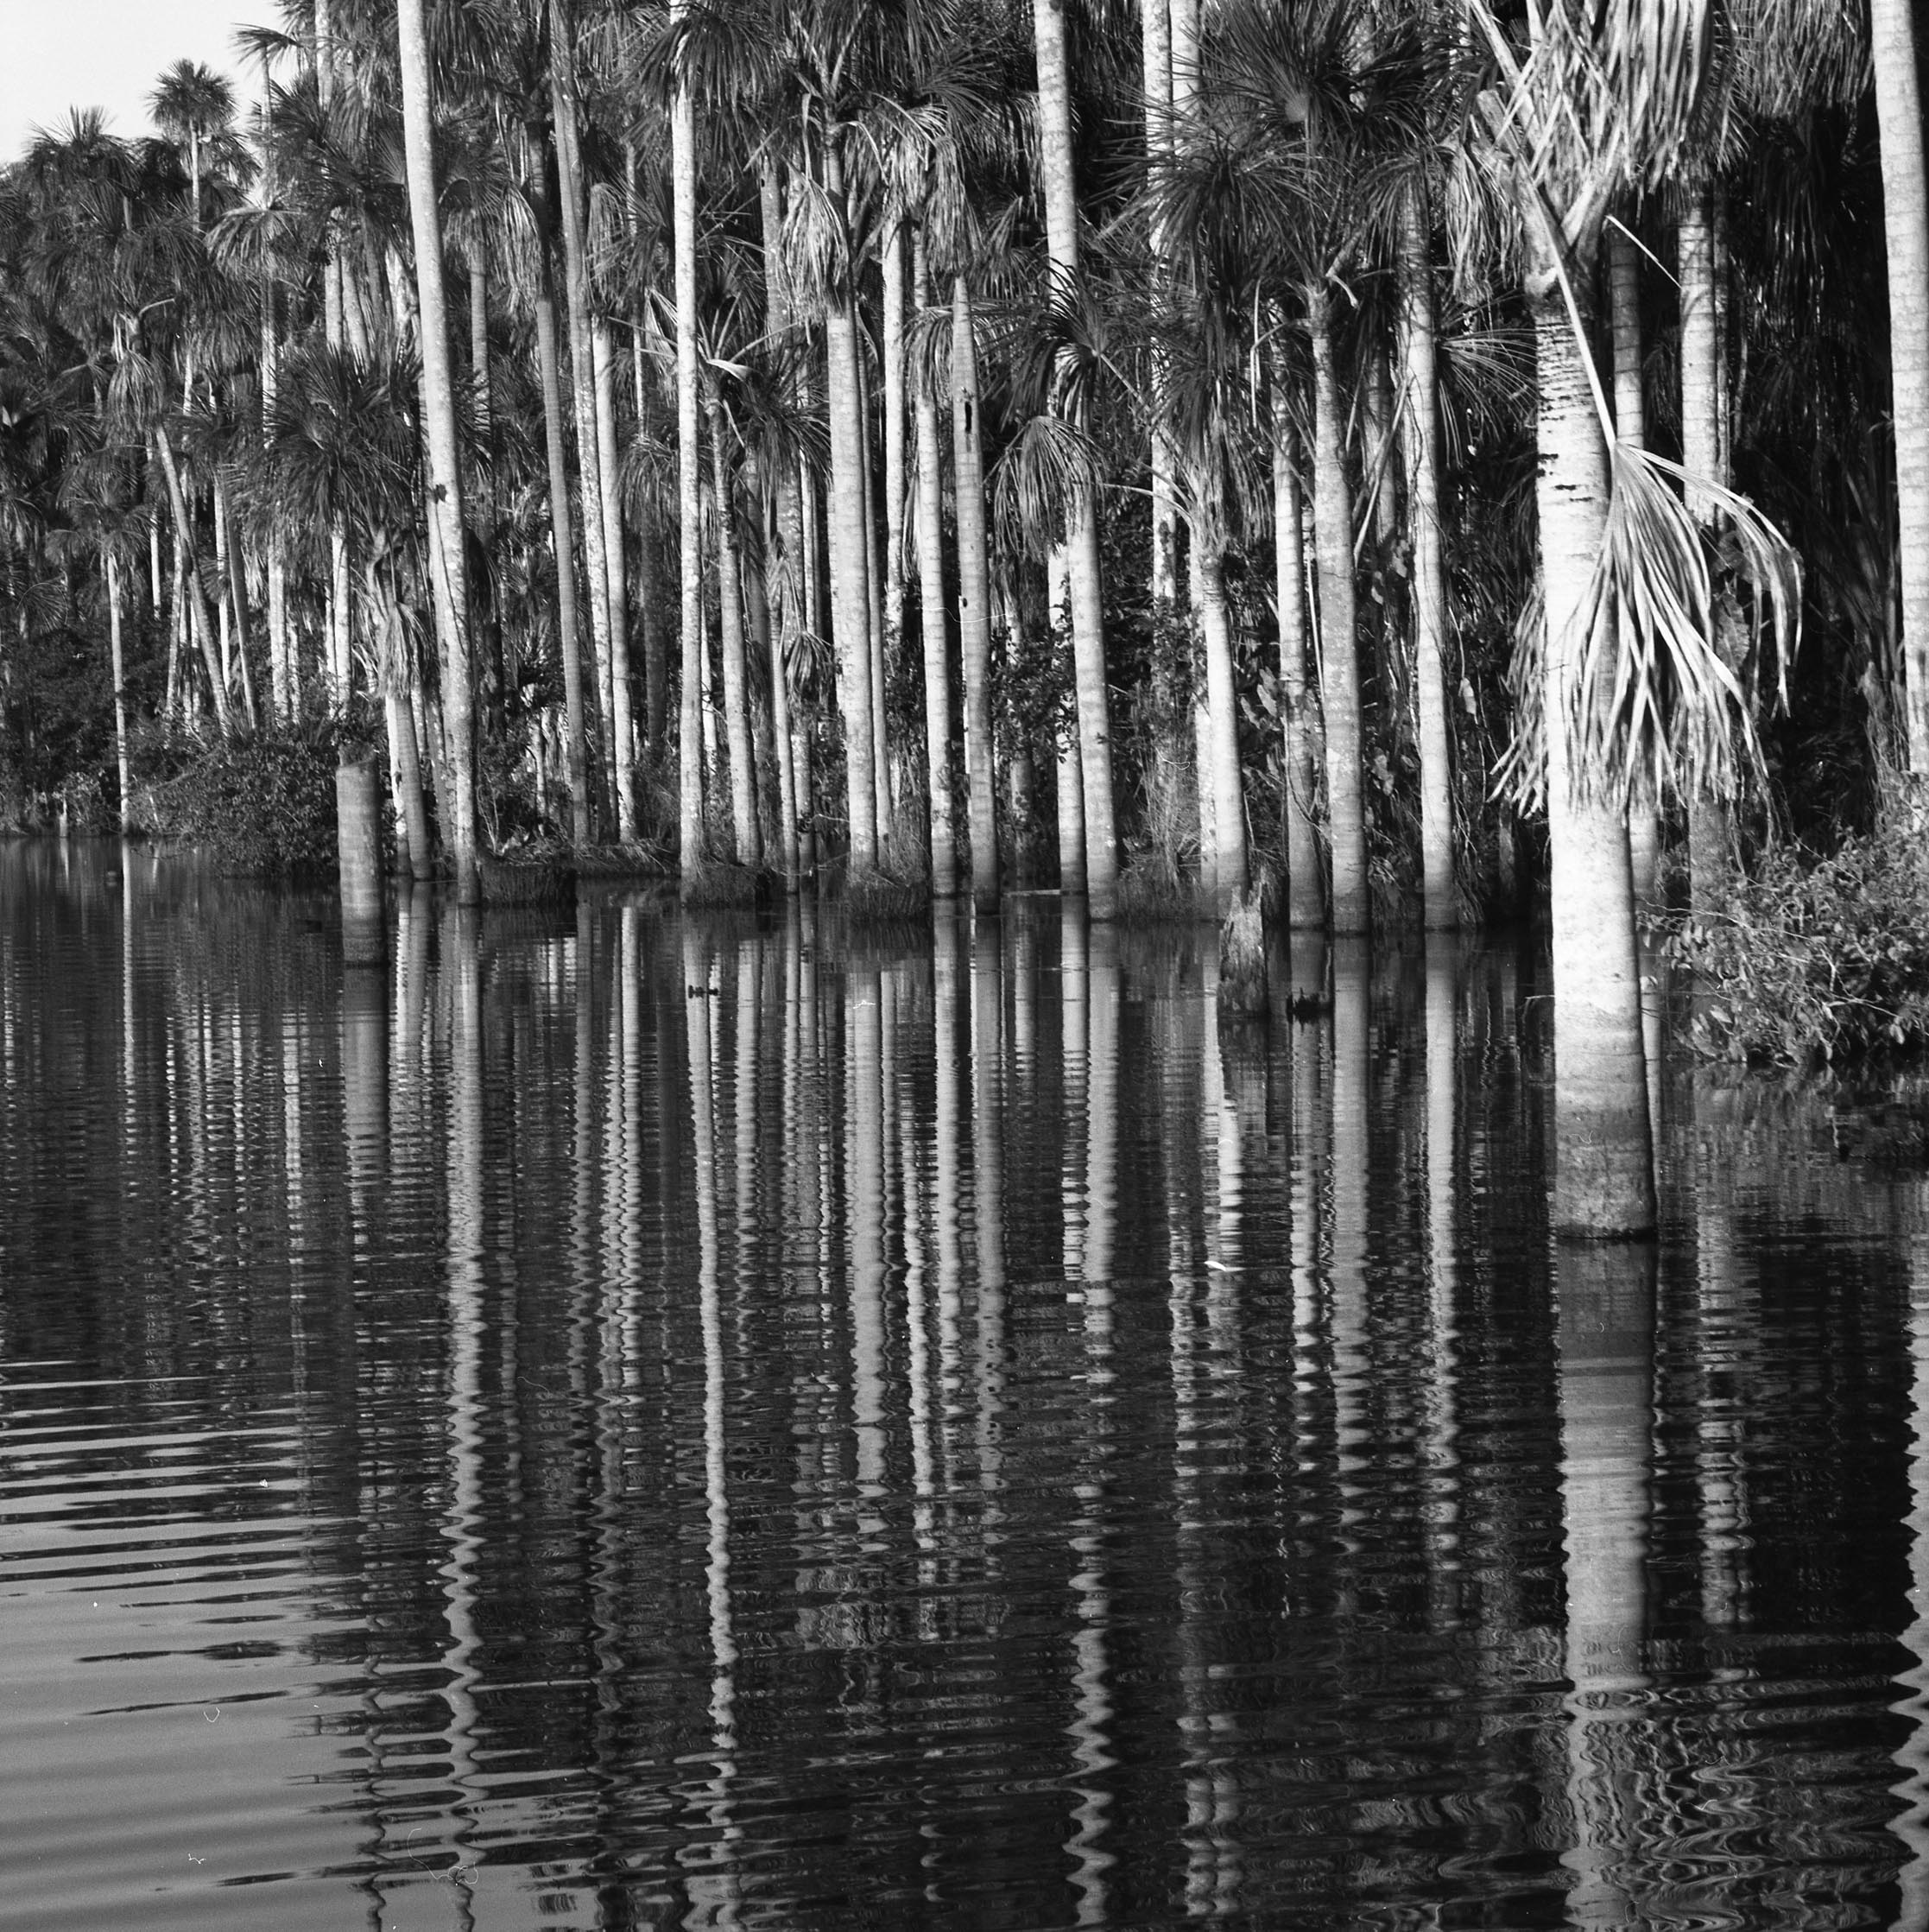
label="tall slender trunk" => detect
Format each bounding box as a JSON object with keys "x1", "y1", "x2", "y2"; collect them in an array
[
  {"x1": 828, "y1": 278, "x2": 880, "y2": 876},
  {"x1": 1053, "y1": 546, "x2": 1086, "y2": 895},
  {"x1": 535, "y1": 241, "x2": 591, "y2": 845},
  {"x1": 1873, "y1": 0, "x2": 1929, "y2": 775},
  {"x1": 1607, "y1": 219, "x2": 1662, "y2": 908},
  {"x1": 756, "y1": 154, "x2": 803, "y2": 884},
  {"x1": 469, "y1": 238, "x2": 505, "y2": 731},
  {"x1": 1271, "y1": 385, "x2": 1324, "y2": 928},
  {"x1": 881, "y1": 211, "x2": 908, "y2": 751},
  {"x1": 913, "y1": 228, "x2": 958, "y2": 899},
  {"x1": 397, "y1": 0, "x2": 480, "y2": 903},
  {"x1": 153, "y1": 427, "x2": 231, "y2": 738},
  {"x1": 1680, "y1": 184, "x2": 1730, "y2": 912},
  {"x1": 106, "y1": 554, "x2": 130, "y2": 833},
  {"x1": 755, "y1": 451, "x2": 800, "y2": 884},
  {"x1": 593, "y1": 317, "x2": 637, "y2": 839},
  {"x1": 710, "y1": 412, "x2": 762, "y2": 867},
  {"x1": 1142, "y1": 0, "x2": 1178, "y2": 628},
  {"x1": 756, "y1": 155, "x2": 801, "y2": 885},
  {"x1": 218, "y1": 480, "x2": 259, "y2": 731},
  {"x1": 1531, "y1": 287, "x2": 1656, "y2": 1238},
  {"x1": 953, "y1": 274, "x2": 998, "y2": 911},
  {"x1": 387, "y1": 690, "x2": 433, "y2": 883},
  {"x1": 552, "y1": 10, "x2": 616, "y2": 833},
  {"x1": 1308, "y1": 293, "x2": 1368, "y2": 932},
  {"x1": 1195, "y1": 526, "x2": 1246, "y2": 915},
  {"x1": 630, "y1": 298, "x2": 667, "y2": 754},
  {"x1": 1142, "y1": 0, "x2": 1186, "y2": 880},
  {"x1": 376, "y1": 574, "x2": 433, "y2": 881},
  {"x1": 672, "y1": 7, "x2": 706, "y2": 878},
  {"x1": 1400, "y1": 185, "x2": 1455, "y2": 928},
  {"x1": 859, "y1": 345, "x2": 892, "y2": 846},
  {"x1": 259, "y1": 95, "x2": 290, "y2": 724},
  {"x1": 627, "y1": 143, "x2": 666, "y2": 759},
  {"x1": 1034, "y1": 0, "x2": 1119, "y2": 918}
]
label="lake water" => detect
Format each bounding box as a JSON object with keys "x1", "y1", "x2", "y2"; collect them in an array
[{"x1": 3, "y1": 839, "x2": 1927, "y2": 1930}]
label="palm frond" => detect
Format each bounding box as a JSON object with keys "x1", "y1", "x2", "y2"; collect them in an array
[{"x1": 1497, "y1": 438, "x2": 1801, "y2": 813}]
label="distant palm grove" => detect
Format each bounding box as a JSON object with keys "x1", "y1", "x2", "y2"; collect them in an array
[{"x1": 0, "y1": 0, "x2": 1916, "y2": 941}]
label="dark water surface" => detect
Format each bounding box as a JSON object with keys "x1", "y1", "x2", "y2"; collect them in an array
[{"x1": 4, "y1": 840, "x2": 1929, "y2": 1930}]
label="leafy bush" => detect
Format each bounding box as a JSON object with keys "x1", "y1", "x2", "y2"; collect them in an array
[
  {"x1": 1668, "y1": 831, "x2": 1929, "y2": 1067},
  {"x1": 143, "y1": 719, "x2": 370, "y2": 877}
]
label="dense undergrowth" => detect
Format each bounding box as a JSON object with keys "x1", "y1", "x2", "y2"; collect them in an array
[
  {"x1": 1668, "y1": 831, "x2": 1929, "y2": 1068},
  {"x1": 130, "y1": 718, "x2": 368, "y2": 877}
]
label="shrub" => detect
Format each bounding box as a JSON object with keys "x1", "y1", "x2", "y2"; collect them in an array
[
  {"x1": 1667, "y1": 831, "x2": 1929, "y2": 1067},
  {"x1": 146, "y1": 719, "x2": 370, "y2": 877}
]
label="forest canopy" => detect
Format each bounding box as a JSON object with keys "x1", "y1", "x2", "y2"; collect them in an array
[{"x1": 0, "y1": 0, "x2": 1908, "y2": 941}]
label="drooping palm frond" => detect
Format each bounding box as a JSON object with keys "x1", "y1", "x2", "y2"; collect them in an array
[
  {"x1": 987, "y1": 409, "x2": 1108, "y2": 562},
  {"x1": 1496, "y1": 438, "x2": 1801, "y2": 813}
]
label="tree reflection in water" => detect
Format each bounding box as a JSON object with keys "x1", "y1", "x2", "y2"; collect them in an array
[{"x1": 0, "y1": 846, "x2": 1922, "y2": 1930}]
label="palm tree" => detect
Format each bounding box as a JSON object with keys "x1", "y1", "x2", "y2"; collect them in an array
[
  {"x1": 1031, "y1": 0, "x2": 1120, "y2": 918},
  {"x1": 1869, "y1": 0, "x2": 1929, "y2": 781},
  {"x1": 396, "y1": 0, "x2": 482, "y2": 902},
  {"x1": 668, "y1": 0, "x2": 707, "y2": 881},
  {"x1": 550, "y1": 0, "x2": 631, "y2": 839},
  {"x1": 1195, "y1": 1, "x2": 1404, "y2": 934},
  {"x1": 1471, "y1": 0, "x2": 1799, "y2": 1234}
]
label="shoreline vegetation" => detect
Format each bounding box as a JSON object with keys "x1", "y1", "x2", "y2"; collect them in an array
[{"x1": 5, "y1": 7, "x2": 1929, "y2": 1122}]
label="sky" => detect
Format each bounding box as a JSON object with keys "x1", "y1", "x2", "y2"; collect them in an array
[{"x1": 1, "y1": 2, "x2": 262, "y2": 164}]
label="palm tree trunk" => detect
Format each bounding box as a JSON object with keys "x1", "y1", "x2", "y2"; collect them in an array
[
  {"x1": 672, "y1": 7, "x2": 706, "y2": 881},
  {"x1": 1033, "y1": 0, "x2": 1120, "y2": 919},
  {"x1": 1308, "y1": 291, "x2": 1368, "y2": 932},
  {"x1": 468, "y1": 238, "x2": 506, "y2": 732},
  {"x1": 1531, "y1": 289, "x2": 1656, "y2": 1238},
  {"x1": 1680, "y1": 183, "x2": 1732, "y2": 914},
  {"x1": 152, "y1": 427, "x2": 232, "y2": 738},
  {"x1": 913, "y1": 227, "x2": 958, "y2": 899},
  {"x1": 218, "y1": 482, "x2": 259, "y2": 731},
  {"x1": 1399, "y1": 184, "x2": 1456, "y2": 929},
  {"x1": 859, "y1": 346, "x2": 892, "y2": 847},
  {"x1": 952, "y1": 274, "x2": 998, "y2": 911},
  {"x1": 593, "y1": 316, "x2": 637, "y2": 840},
  {"x1": 106, "y1": 554, "x2": 130, "y2": 834},
  {"x1": 1873, "y1": 0, "x2": 1929, "y2": 776},
  {"x1": 386, "y1": 683, "x2": 433, "y2": 883},
  {"x1": 756, "y1": 154, "x2": 803, "y2": 886},
  {"x1": 629, "y1": 293, "x2": 667, "y2": 756},
  {"x1": 757, "y1": 459, "x2": 800, "y2": 886},
  {"x1": 397, "y1": 0, "x2": 479, "y2": 903},
  {"x1": 258, "y1": 154, "x2": 290, "y2": 723},
  {"x1": 1142, "y1": 0, "x2": 1179, "y2": 631},
  {"x1": 534, "y1": 242, "x2": 591, "y2": 846},
  {"x1": 709, "y1": 412, "x2": 762, "y2": 867},
  {"x1": 1271, "y1": 390, "x2": 1324, "y2": 928},
  {"x1": 742, "y1": 462, "x2": 778, "y2": 852},
  {"x1": 1053, "y1": 546, "x2": 1086, "y2": 895},
  {"x1": 1607, "y1": 219, "x2": 1663, "y2": 907},
  {"x1": 551, "y1": 16, "x2": 616, "y2": 833},
  {"x1": 828, "y1": 282, "x2": 880, "y2": 877},
  {"x1": 1195, "y1": 523, "x2": 1247, "y2": 914},
  {"x1": 882, "y1": 211, "x2": 908, "y2": 742}
]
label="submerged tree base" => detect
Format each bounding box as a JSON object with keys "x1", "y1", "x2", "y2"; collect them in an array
[
  {"x1": 1116, "y1": 852, "x2": 1217, "y2": 923},
  {"x1": 838, "y1": 866, "x2": 928, "y2": 924},
  {"x1": 680, "y1": 859, "x2": 771, "y2": 912},
  {"x1": 1217, "y1": 879, "x2": 1272, "y2": 1024}
]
